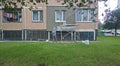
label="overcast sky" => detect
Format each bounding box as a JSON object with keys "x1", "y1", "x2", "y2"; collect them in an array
[{"x1": 98, "y1": 0, "x2": 118, "y2": 23}]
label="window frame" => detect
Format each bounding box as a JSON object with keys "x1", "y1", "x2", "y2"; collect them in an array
[
  {"x1": 55, "y1": 10, "x2": 66, "y2": 22},
  {"x1": 32, "y1": 10, "x2": 43, "y2": 22},
  {"x1": 2, "y1": 9, "x2": 22, "y2": 23},
  {"x1": 76, "y1": 9, "x2": 95, "y2": 22}
]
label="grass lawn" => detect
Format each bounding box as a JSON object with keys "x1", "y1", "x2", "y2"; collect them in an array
[{"x1": 0, "y1": 36, "x2": 120, "y2": 66}]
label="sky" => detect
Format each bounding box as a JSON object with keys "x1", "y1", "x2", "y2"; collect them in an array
[{"x1": 98, "y1": 0, "x2": 118, "y2": 23}]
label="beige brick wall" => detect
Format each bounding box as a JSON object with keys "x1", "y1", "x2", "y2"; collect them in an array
[
  {"x1": 76, "y1": 22, "x2": 98, "y2": 29},
  {"x1": 0, "y1": 3, "x2": 47, "y2": 30},
  {"x1": 22, "y1": 7, "x2": 47, "y2": 30},
  {"x1": 0, "y1": 0, "x2": 98, "y2": 30}
]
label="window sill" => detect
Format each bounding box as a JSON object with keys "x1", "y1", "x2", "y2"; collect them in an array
[
  {"x1": 2, "y1": 21, "x2": 22, "y2": 23},
  {"x1": 32, "y1": 21, "x2": 43, "y2": 23},
  {"x1": 55, "y1": 21, "x2": 66, "y2": 22},
  {"x1": 76, "y1": 21, "x2": 93, "y2": 23}
]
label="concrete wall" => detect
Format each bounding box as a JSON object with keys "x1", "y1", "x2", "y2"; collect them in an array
[
  {"x1": 46, "y1": 6, "x2": 98, "y2": 31},
  {"x1": 46, "y1": 6, "x2": 77, "y2": 31}
]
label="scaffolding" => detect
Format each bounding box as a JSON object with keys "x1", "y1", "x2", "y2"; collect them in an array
[{"x1": 56, "y1": 24, "x2": 77, "y2": 41}]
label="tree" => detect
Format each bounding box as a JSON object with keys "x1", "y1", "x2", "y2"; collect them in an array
[
  {"x1": 1, "y1": 0, "x2": 107, "y2": 10},
  {"x1": 104, "y1": 8, "x2": 120, "y2": 36}
]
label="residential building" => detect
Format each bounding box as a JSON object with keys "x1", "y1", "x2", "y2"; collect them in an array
[{"x1": 0, "y1": 0, "x2": 98, "y2": 41}]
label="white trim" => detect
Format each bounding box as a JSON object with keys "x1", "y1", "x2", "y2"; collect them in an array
[
  {"x1": 55, "y1": 21, "x2": 66, "y2": 22},
  {"x1": 75, "y1": 9, "x2": 95, "y2": 22},
  {"x1": 55, "y1": 10, "x2": 66, "y2": 22},
  {"x1": 94, "y1": 30, "x2": 96, "y2": 40},
  {"x1": 32, "y1": 10, "x2": 43, "y2": 22},
  {"x1": 76, "y1": 21, "x2": 93, "y2": 22},
  {"x1": 48, "y1": 31, "x2": 50, "y2": 41},
  {"x1": 75, "y1": 29, "x2": 95, "y2": 31},
  {"x1": 22, "y1": 30, "x2": 24, "y2": 40}
]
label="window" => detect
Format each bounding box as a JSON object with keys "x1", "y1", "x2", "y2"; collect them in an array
[
  {"x1": 2, "y1": 9, "x2": 22, "y2": 22},
  {"x1": 76, "y1": 9, "x2": 95, "y2": 22},
  {"x1": 89, "y1": 9, "x2": 95, "y2": 21},
  {"x1": 3, "y1": 30, "x2": 22, "y2": 40},
  {"x1": 76, "y1": 32, "x2": 94, "y2": 41},
  {"x1": 55, "y1": 10, "x2": 66, "y2": 22},
  {"x1": 32, "y1": 10, "x2": 43, "y2": 22}
]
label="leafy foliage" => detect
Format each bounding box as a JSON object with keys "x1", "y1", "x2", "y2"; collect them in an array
[
  {"x1": 62, "y1": 0, "x2": 97, "y2": 7},
  {"x1": 104, "y1": 8, "x2": 120, "y2": 29},
  {"x1": 1, "y1": 0, "x2": 107, "y2": 9},
  {"x1": 104, "y1": 8, "x2": 120, "y2": 36}
]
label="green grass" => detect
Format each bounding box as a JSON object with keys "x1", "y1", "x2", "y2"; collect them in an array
[{"x1": 0, "y1": 36, "x2": 120, "y2": 66}]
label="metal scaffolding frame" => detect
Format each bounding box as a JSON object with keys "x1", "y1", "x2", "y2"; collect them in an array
[{"x1": 56, "y1": 24, "x2": 77, "y2": 41}]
